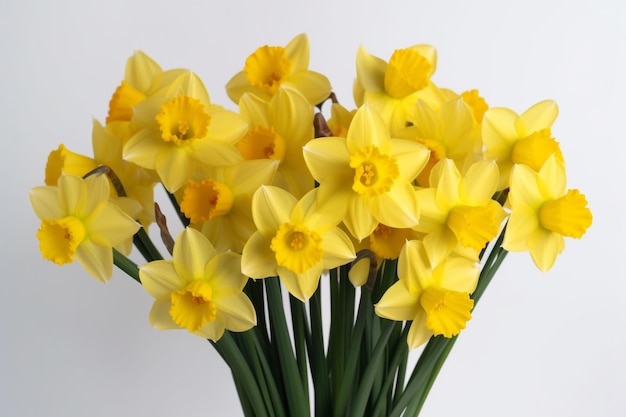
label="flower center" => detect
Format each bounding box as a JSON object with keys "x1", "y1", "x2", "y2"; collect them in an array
[
  {"x1": 447, "y1": 201, "x2": 506, "y2": 250},
  {"x1": 511, "y1": 129, "x2": 563, "y2": 171},
  {"x1": 244, "y1": 45, "x2": 292, "y2": 94},
  {"x1": 107, "y1": 81, "x2": 146, "y2": 123},
  {"x1": 420, "y1": 286, "x2": 474, "y2": 338},
  {"x1": 369, "y1": 224, "x2": 416, "y2": 259},
  {"x1": 156, "y1": 96, "x2": 211, "y2": 145},
  {"x1": 37, "y1": 216, "x2": 86, "y2": 265},
  {"x1": 270, "y1": 223, "x2": 323, "y2": 274},
  {"x1": 350, "y1": 146, "x2": 399, "y2": 196},
  {"x1": 180, "y1": 179, "x2": 235, "y2": 223},
  {"x1": 538, "y1": 189, "x2": 592, "y2": 238},
  {"x1": 384, "y1": 48, "x2": 432, "y2": 99},
  {"x1": 237, "y1": 126, "x2": 286, "y2": 161},
  {"x1": 170, "y1": 280, "x2": 217, "y2": 333},
  {"x1": 460, "y1": 89, "x2": 488, "y2": 123},
  {"x1": 413, "y1": 138, "x2": 447, "y2": 187}
]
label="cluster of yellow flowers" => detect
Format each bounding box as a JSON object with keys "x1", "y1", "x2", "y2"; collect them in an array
[{"x1": 30, "y1": 34, "x2": 592, "y2": 349}]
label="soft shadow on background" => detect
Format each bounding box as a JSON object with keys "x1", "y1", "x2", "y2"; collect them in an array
[{"x1": 2, "y1": 1, "x2": 624, "y2": 416}]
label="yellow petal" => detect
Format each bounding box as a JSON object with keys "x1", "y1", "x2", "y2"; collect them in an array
[
  {"x1": 407, "y1": 310, "x2": 432, "y2": 349},
  {"x1": 239, "y1": 92, "x2": 271, "y2": 127},
  {"x1": 140, "y1": 261, "x2": 181, "y2": 298},
  {"x1": 375, "y1": 280, "x2": 420, "y2": 321},
  {"x1": 82, "y1": 175, "x2": 111, "y2": 214},
  {"x1": 125, "y1": 51, "x2": 162, "y2": 93},
  {"x1": 241, "y1": 231, "x2": 278, "y2": 278},
  {"x1": 528, "y1": 229, "x2": 564, "y2": 272},
  {"x1": 284, "y1": 33, "x2": 309, "y2": 72},
  {"x1": 437, "y1": 257, "x2": 479, "y2": 293},
  {"x1": 206, "y1": 252, "x2": 247, "y2": 291},
  {"x1": 87, "y1": 204, "x2": 139, "y2": 246},
  {"x1": 30, "y1": 186, "x2": 63, "y2": 220},
  {"x1": 518, "y1": 100, "x2": 558, "y2": 136},
  {"x1": 344, "y1": 195, "x2": 378, "y2": 241},
  {"x1": 173, "y1": 228, "x2": 216, "y2": 282},
  {"x1": 284, "y1": 72, "x2": 331, "y2": 106},
  {"x1": 277, "y1": 265, "x2": 323, "y2": 302},
  {"x1": 390, "y1": 138, "x2": 430, "y2": 182},
  {"x1": 366, "y1": 181, "x2": 419, "y2": 229},
  {"x1": 321, "y1": 228, "x2": 356, "y2": 269},
  {"x1": 75, "y1": 240, "x2": 113, "y2": 283},
  {"x1": 461, "y1": 161, "x2": 499, "y2": 205},
  {"x1": 155, "y1": 147, "x2": 194, "y2": 193},
  {"x1": 57, "y1": 174, "x2": 87, "y2": 215},
  {"x1": 270, "y1": 88, "x2": 314, "y2": 140},
  {"x1": 251, "y1": 185, "x2": 296, "y2": 236},
  {"x1": 346, "y1": 105, "x2": 391, "y2": 154},
  {"x1": 303, "y1": 138, "x2": 351, "y2": 183},
  {"x1": 204, "y1": 110, "x2": 248, "y2": 145},
  {"x1": 214, "y1": 293, "x2": 257, "y2": 331},
  {"x1": 123, "y1": 129, "x2": 163, "y2": 170},
  {"x1": 356, "y1": 45, "x2": 386, "y2": 93},
  {"x1": 226, "y1": 71, "x2": 255, "y2": 104},
  {"x1": 538, "y1": 154, "x2": 567, "y2": 199},
  {"x1": 149, "y1": 296, "x2": 179, "y2": 330}
]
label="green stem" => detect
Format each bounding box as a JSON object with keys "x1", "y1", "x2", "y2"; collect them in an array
[
  {"x1": 210, "y1": 332, "x2": 270, "y2": 417},
  {"x1": 349, "y1": 319, "x2": 395, "y2": 417},
  {"x1": 289, "y1": 295, "x2": 310, "y2": 407},
  {"x1": 265, "y1": 278, "x2": 309, "y2": 416},
  {"x1": 113, "y1": 249, "x2": 140, "y2": 283},
  {"x1": 308, "y1": 285, "x2": 331, "y2": 417},
  {"x1": 133, "y1": 227, "x2": 163, "y2": 261}
]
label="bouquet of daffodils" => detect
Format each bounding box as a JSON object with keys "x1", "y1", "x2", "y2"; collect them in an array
[{"x1": 30, "y1": 34, "x2": 592, "y2": 417}]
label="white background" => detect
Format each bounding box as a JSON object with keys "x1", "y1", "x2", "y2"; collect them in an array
[{"x1": 2, "y1": 0, "x2": 625, "y2": 416}]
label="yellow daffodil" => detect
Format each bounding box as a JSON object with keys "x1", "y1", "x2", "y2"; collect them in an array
[
  {"x1": 241, "y1": 186, "x2": 356, "y2": 302},
  {"x1": 226, "y1": 34, "x2": 331, "y2": 106},
  {"x1": 375, "y1": 240, "x2": 479, "y2": 348},
  {"x1": 414, "y1": 159, "x2": 507, "y2": 262},
  {"x1": 303, "y1": 104, "x2": 429, "y2": 241},
  {"x1": 354, "y1": 44, "x2": 449, "y2": 133},
  {"x1": 369, "y1": 223, "x2": 420, "y2": 260},
  {"x1": 123, "y1": 71, "x2": 246, "y2": 192},
  {"x1": 237, "y1": 89, "x2": 315, "y2": 198},
  {"x1": 139, "y1": 228, "x2": 256, "y2": 340},
  {"x1": 483, "y1": 100, "x2": 562, "y2": 189},
  {"x1": 30, "y1": 174, "x2": 140, "y2": 282},
  {"x1": 327, "y1": 102, "x2": 357, "y2": 138},
  {"x1": 395, "y1": 97, "x2": 475, "y2": 186},
  {"x1": 503, "y1": 155, "x2": 592, "y2": 271},
  {"x1": 180, "y1": 159, "x2": 279, "y2": 253}
]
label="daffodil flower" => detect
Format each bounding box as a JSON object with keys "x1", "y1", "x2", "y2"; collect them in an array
[
  {"x1": 139, "y1": 228, "x2": 256, "y2": 341},
  {"x1": 355, "y1": 44, "x2": 448, "y2": 133},
  {"x1": 179, "y1": 159, "x2": 279, "y2": 253},
  {"x1": 503, "y1": 155, "x2": 592, "y2": 271},
  {"x1": 237, "y1": 88, "x2": 315, "y2": 198},
  {"x1": 414, "y1": 159, "x2": 507, "y2": 262},
  {"x1": 241, "y1": 185, "x2": 355, "y2": 302},
  {"x1": 303, "y1": 104, "x2": 429, "y2": 241},
  {"x1": 30, "y1": 174, "x2": 140, "y2": 282},
  {"x1": 226, "y1": 33, "x2": 331, "y2": 105},
  {"x1": 483, "y1": 100, "x2": 562, "y2": 189},
  {"x1": 123, "y1": 71, "x2": 246, "y2": 192},
  {"x1": 375, "y1": 240, "x2": 479, "y2": 349}
]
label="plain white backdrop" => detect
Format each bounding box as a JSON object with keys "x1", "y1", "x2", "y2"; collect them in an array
[{"x1": 2, "y1": 0, "x2": 625, "y2": 416}]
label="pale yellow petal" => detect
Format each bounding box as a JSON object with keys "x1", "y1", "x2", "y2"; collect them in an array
[
  {"x1": 461, "y1": 161, "x2": 499, "y2": 205},
  {"x1": 407, "y1": 310, "x2": 432, "y2": 349},
  {"x1": 346, "y1": 105, "x2": 391, "y2": 154},
  {"x1": 270, "y1": 88, "x2": 314, "y2": 141},
  {"x1": 241, "y1": 231, "x2": 278, "y2": 278},
  {"x1": 284, "y1": 72, "x2": 331, "y2": 106},
  {"x1": 538, "y1": 154, "x2": 566, "y2": 199},
  {"x1": 75, "y1": 240, "x2": 113, "y2": 283},
  {"x1": 225, "y1": 71, "x2": 255, "y2": 104},
  {"x1": 422, "y1": 228, "x2": 457, "y2": 267},
  {"x1": 321, "y1": 228, "x2": 356, "y2": 269},
  {"x1": 140, "y1": 260, "x2": 182, "y2": 298},
  {"x1": 344, "y1": 195, "x2": 378, "y2": 241},
  {"x1": 83, "y1": 175, "x2": 111, "y2": 214},
  {"x1": 483, "y1": 107, "x2": 519, "y2": 158},
  {"x1": 58, "y1": 174, "x2": 87, "y2": 215},
  {"x1": 375, "y1": 280, "x2": 420, "y2": 321},
  {"x1": 229, "y1": 159, "x2": 279, "y2": 195},
  {"x1": 156, "y1": 147, "x2": 194, "y2": 193},
  {"x1": 206, "y1": 252, "x2": 247, "y2": 291},
  {"x1": 197, "y1": 316, "x2": 226, "y2": 341},
  {"x1": 528, "y1": 229, "x2": 564, "y2": 272},
  {"x1": 239, "y1": 93, "x2": 271, "y2": 127},
  {"x1": 87, "y1": 204, "x2": 139, "y2": 246},
  {"x1": 30, "y1": 186, "x2": 63, "y2": 219},
  {"x1": 390, "y1": 138, "x2": 430, "y2": 181},
  {"x1": 125, "y1": 51, "x2": 162, "y2": 93},
  {"x1": 518, "y1": 100, "x2": 558, "y2": 135},
  {"x1": 123, "y1": 129, "x2": 163, "y2": 170},
  {"x1": 252, "y1": 185, "x2": 296, "y2": 236},
  {"x1": 148, "y1": 296, "x2": 179, "y2": 330},
  {"x1": 205, "y1": 110, "x2": 248, "y2": 145},
  {"x1": 356, "y1": 45, "x2": 386, "y2": 93},
  {"x1": 173, "y1": 228, "x2": 216, "y2": 282},
  {"x1": 413, "y1": 188, "x2": 447, "y2": 233},
  {"x1": 366, "y1": 182, "x2": 419, "y2": 229},
  {"x1": 191, "y1": 139, "x2": 244, "y2": 169},
  {"x1": 284, "y1": 33, "x2": 309, "y2": 72},
  {"x1": 509, "y1": 164, "x2": 543, "y2": 208},
  {"x1": 400, "y1": 240, "x2": 431, "y2": 291},
  {"x1": 277, "y1": 265, "x2": 322, "y2": 302},
  {"x1": 302, "y1": 138, "x2": 351, "y2": 182},
  {"x1": 438, "y1": 257, "x2": 479, "y2": 293},
  {"x1": 503, "y1": 208, "x2": 536, "y2": 251},
  {"x1": 215, "y1": 294, "x2": 257, "y2": 331},
  {"x1": 165, "y1": 71, "x2": 211, "y2": 106},
  {"x1": 432, "y1": 159, "x2": 461, "y2": 210}
]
